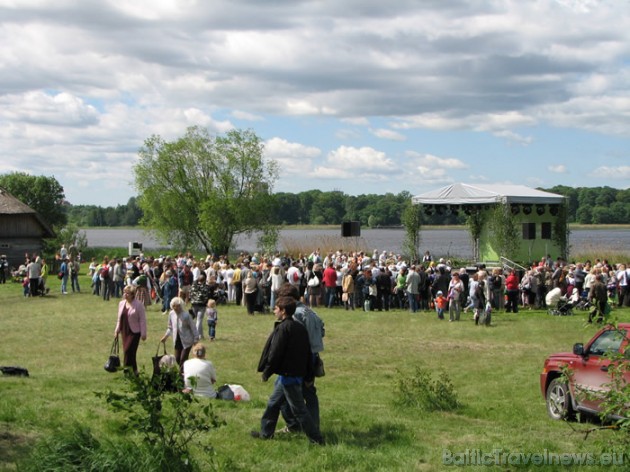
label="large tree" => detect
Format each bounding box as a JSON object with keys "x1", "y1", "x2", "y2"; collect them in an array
[
  {"x1": 134, "y1": 126, "x2": 278, "y2": 255},
  {"x1": 0, "y1": 172, "x2": 67, "y2": 228}
]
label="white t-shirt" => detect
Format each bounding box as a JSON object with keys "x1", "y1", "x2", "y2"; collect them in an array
[
  {"x1": 287, "y1": 266, "x2": 301, "y2": 286},
  {"x1": 183, "y1": 358, "x2": 217, "y2": 398}
]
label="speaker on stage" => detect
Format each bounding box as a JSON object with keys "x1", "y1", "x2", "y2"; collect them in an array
[
  {"x1": 341, "y1": 221, "x2": 361, "y2": 237},
  {"x1": 522, "y1": 223, "x2": 535, "y2": 240}
]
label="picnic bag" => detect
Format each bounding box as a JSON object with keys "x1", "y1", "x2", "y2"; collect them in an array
[
  {"x1": 104, "y1": 337, "x2": 120, "y2": 372},
  {"x1": 152, "y1": 341, "x2": 179, "y2": 392}
]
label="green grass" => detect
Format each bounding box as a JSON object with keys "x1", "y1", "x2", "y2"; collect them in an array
[{"x1": 1, "y1": 276, "x2": 629, "y2": 471}]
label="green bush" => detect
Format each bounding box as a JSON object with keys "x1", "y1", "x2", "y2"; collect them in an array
[
  {"x1": 394, "y1": 366, "x2": 461, "y2": 412},
  {"x1": 98, "y1": 369, "x2": 223, "y2": 465}
]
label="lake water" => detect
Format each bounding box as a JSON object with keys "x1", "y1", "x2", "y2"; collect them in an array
[{"x1": 82, "y1": 227, "x2": 630, "y2": 260}]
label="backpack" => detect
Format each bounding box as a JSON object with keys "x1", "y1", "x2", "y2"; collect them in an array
[{"x1": 101, "y1": 266, "x2": 110, "y2": 279}]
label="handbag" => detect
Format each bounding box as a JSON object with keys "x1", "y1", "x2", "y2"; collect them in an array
[
  {"x1": 104, "y1": 337, "x2": 120, "y2": 373},
  {"x1": 152, "y1": 341, "x2": 168, "y2": 378},
  {"x1": 152, "y1": 342, "x2": 179, "y2": 392},
  {"x1": 314, "y1": 353, "x2": 325, "y2": 377},
  {"x1": 308, "y1": 275, "x2": 320, "y2": 287}
]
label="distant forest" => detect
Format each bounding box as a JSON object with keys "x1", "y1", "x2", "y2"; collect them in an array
[{"x1": 65, "y1": 186, "x2": 630, "y2": 228}]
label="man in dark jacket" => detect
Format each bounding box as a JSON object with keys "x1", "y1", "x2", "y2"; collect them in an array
[
  {"x1": 252, "y1": 296, "x2": 324, "y2": 444},
  {"x1": 588, "y1": 274, "x2": 608, "y2": 323}
]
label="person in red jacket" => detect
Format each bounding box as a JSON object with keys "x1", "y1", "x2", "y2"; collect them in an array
[
  {"x1": 505, "y1": 269, "x2": 520, "y2": 313},
  {"x1": 322, "y1": 262, "x2": 338, "y2": 308}
]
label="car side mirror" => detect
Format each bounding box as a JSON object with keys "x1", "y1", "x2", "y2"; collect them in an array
[{"x1": 573, "y1": 343, "x2": 585, "y2": 356}]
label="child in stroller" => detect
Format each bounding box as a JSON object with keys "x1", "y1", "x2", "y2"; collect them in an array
[{"x1": 545, "y1": 287, "x2": 574, "y2": 316}]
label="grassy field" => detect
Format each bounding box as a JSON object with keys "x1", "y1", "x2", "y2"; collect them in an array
[{"x1": 1, "y1": 275, "x2": 629, "y2": 471}]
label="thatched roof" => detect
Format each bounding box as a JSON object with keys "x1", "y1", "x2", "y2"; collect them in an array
[{"x1": 0, "y1": 187, "x2": 55, "y2": 237}]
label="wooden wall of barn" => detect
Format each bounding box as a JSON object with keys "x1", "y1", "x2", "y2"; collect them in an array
[{"x1": 0, "y1": 214, "x2": 49, "y2": 269}]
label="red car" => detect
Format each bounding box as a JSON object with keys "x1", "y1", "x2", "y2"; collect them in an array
[{"x1": 541, "y1": 323, "x2": 630, "y2": 420}]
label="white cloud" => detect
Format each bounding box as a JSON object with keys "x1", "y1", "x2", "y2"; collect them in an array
[
  {"x1": 0, "y1": 91, "x2": 99, "y2": 126},
  {"x1": 2, "y1": 1, "x2": 630, "y2": 203},
  {"x1": 407, "y1": 152, "x2": 469, "y2": 170},
  {"x1": 548, "y1": 164, "x2": 567, "y2": 174},
  {"x1": 591, "y1": 166, "x2": 630, "y2": 180},
  {"x1": 326, "y1": 146, "x2": 396, "y2": 172},
  {"x1": 369, "y1": 128, "x2": 406, "y2": 141},
  {"x1": 231, "y1": 110, "x2": 264, "y2": 121},
  {"x1": 492, "y1": 130, "x2": 533, "y2": 145},
  {"x1": 265, "y1": 137, "x2": 321, "y2": 175},
  {"x1": 341, "y1": 117, "x2": 370, "y2": 126}
]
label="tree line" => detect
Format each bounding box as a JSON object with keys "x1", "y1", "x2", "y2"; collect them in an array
[
  {"x1": 64, "y1": 186, "x2": 630, "y2": 228},
  {"x1": 2, "y1": 173, "x2": 629, "y2": 231}
]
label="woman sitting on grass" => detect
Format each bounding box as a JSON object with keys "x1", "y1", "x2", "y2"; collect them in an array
[{"x1": 182, "y1": 343, "x2": 217, "y2": 398}]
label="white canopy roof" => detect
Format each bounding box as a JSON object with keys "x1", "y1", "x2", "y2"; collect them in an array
[{"x1": 412, "y1": 183, "x2": 565, "y2": 205}]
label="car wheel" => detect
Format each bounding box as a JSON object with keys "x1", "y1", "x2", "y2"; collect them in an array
[{"x1": 546, "y1": 378, "x2": 574, "y2": 420}]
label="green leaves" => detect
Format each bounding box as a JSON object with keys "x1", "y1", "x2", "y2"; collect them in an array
[
  {"x1": 394, "y1": 366, "x2": 461, "y2": 412},
  {"x1": 134, "y1": 127, "x2": 278, "y2": 254},
  {"x1": 0, "y1": 172, "x2": 67, "y2": 228}
]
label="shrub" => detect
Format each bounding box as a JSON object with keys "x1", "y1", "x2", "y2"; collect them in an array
[
  {"x1": 394, "y1": 366, "x2": 461, "y2": 412},
  {"x1": 97, "y1": 369, "x2": 223, "y2": 467}
]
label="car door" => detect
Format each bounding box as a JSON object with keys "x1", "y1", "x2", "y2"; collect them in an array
[{"x1": 571, "y1": 328, "x2": 628, "y2": 412}]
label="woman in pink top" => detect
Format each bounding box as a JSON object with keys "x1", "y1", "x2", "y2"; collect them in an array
[{"x1": 114, "y1": 285, "x2": 147, "y2": 375}]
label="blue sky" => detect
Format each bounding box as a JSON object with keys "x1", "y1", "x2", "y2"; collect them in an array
[{"x1": 0, "y1": 0, "x2": 629, "y2": 206}]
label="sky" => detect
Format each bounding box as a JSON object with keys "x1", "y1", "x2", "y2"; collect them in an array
[{"x1": 1, "y1": 0, "x2": 629, "y2": 207}]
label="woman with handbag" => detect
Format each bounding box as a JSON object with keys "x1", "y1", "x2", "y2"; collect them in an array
[
  {"x1": 114, "y1": 285, "x2": 147, "y2": 375},
  {"x1": 160, "y1": 297, "x2": 199, "y2": 370}
]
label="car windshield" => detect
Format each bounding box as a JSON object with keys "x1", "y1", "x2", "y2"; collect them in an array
[{"x1": 587, "y1": 329, "x2": 627, "y2": 357}]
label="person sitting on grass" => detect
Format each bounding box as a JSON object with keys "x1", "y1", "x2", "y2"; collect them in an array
[{"x1": 182, "y1": 343, "x2": 217, "y2": 398}]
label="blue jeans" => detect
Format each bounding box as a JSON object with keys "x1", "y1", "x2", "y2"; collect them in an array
[
  {"x1": 114, "y1": 280, "x2": 124, "y2": 298},
  {"x1": 260, "y1": 378, "x2": 322, "y2": 443},
  {"x1": 281, "y1": 380, "x2": 320, "y2": 431},
  {"x1": 61, "y1": 275, "x2": 68, "y2": 293},
  {"x1": 407, "y1": 292, "x2": 419, "y2": 312},
  {"x1": 325, "y1": 286, "x2": 336, "y2": 308},
  {"x1": 71, "y1": 275, "x2": 80, "y2": 293},
  {"x1": 207, "y1": 320, "x2": 216, "y2": 339}
]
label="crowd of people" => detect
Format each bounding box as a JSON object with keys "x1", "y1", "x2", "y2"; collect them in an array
[
  {"x1": 9, "y1": 244, "x2": 630, "y2": 445},
  {"x1": 12, "y1": 246, "x2": 630, "y2": 322}
]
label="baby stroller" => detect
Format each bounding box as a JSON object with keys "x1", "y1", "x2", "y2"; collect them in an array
[
  {"x1": 545, "y1": 288, "x2": 573, "y2": 316},
  {"x1": 214, "y1": 287, "x2": 228, "y2": 305}
]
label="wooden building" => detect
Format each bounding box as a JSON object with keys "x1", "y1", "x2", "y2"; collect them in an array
[{"x1": 0, "y1": 187, "x2": 55, "y2": 268}]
